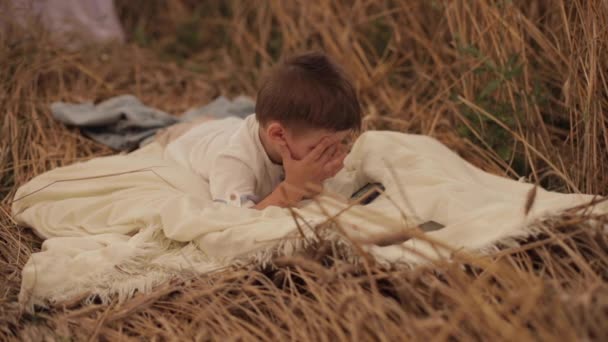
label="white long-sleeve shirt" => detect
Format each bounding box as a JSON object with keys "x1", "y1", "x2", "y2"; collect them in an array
[{"x1": 164, "y1": 114, "x2": 284, "y2": 207}]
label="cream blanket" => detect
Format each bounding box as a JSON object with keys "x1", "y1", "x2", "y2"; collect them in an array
[{"x1": 12, "y1": 131, "x2": 601, "y2": 308}]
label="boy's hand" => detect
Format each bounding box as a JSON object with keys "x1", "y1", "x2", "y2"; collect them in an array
[{"x1": 278, "y1": 138, "x2": 347, "y2": 197}]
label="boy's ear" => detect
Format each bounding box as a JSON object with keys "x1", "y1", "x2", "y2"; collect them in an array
[{"x1": 266, "y1": 122, "x2": 287, "y2": 144}]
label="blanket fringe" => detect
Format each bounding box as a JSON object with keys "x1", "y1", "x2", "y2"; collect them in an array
[{"x1": 22, "y1": 209, "x2": 595, "y2": 312}]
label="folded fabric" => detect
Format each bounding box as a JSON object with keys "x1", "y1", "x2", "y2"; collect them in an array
[
  {"x1": 51, "y1": 95, "x2": 255, "y2": 150},
  {"x1": 12, "y1": 131, "x2": 604, "y2": 308}
]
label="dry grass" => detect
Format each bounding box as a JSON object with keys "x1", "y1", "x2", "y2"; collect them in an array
[{"x1": 1, "y1": 0, "x2": 607, "y2": 340}]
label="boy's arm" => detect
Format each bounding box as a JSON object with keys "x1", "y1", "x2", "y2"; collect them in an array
[
  {"x1": 254, "y1": 139, "x2": 347, "y2": 210},
  {"x1": 211, "y1": 139, "x2": 346, "y2": 210},
  {"x1": 209, "y1": 156, "x2": 259, "y2": 207},
  {"x1": 210, "y1": 155, "x2": 305, "y2": 210},
  {"x1": 253, "y1": 182, "x2": 305, "y2": 210}
]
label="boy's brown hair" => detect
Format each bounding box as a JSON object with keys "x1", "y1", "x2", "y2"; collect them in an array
[{"x1": 255, "y1": 51, "x2": 362, "y2": 132}]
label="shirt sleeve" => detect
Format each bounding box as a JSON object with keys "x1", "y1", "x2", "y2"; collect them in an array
[{"x1": 209, "y1": 154, "x2": 259, "y2": 208}]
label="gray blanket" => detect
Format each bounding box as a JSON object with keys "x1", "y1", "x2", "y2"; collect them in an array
[{"x1": 51, "y1": 95, "x2": 255, "y2": 150}]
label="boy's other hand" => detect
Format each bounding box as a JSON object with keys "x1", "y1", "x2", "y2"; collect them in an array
[{"x1": 278, "y1": 137, "x2": 347, "y2": 196}]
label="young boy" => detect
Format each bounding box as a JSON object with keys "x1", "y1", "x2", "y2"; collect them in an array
[{"x1": 164, "y1": 52, "x2": 362, "y2": 210}]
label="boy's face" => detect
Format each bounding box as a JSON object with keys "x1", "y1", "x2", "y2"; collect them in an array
[{"x1": 284, "y1": 128, "x2": 351, "y2": 161}]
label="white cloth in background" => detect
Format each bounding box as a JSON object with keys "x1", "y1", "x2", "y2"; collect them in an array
[
  {"x1": 164, "y1": 114, "x2": 284, "y2": 207},
  {"x1": 3, "y1": 0, "x2": 124, "y2": 46},
  {"x1": 12, "y1": 131, "x2": 604, "y2": 308}
]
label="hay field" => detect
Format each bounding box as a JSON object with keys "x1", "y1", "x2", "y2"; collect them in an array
[{"x1": 1, "y1": 0, "x2": 607, "y2": 340}]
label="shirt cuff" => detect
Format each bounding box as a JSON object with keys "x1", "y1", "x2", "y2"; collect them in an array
[{"x1": 217, "y1": 192, "x2": 260, "y2": 208}]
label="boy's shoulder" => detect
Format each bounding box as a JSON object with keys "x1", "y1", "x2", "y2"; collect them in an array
[
  {"x1": 216, "y1": 114, "x2": 266, "y2": 168},
  {"x1": 216, "y1": 114, "x2": 283, "y2": 180}
]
